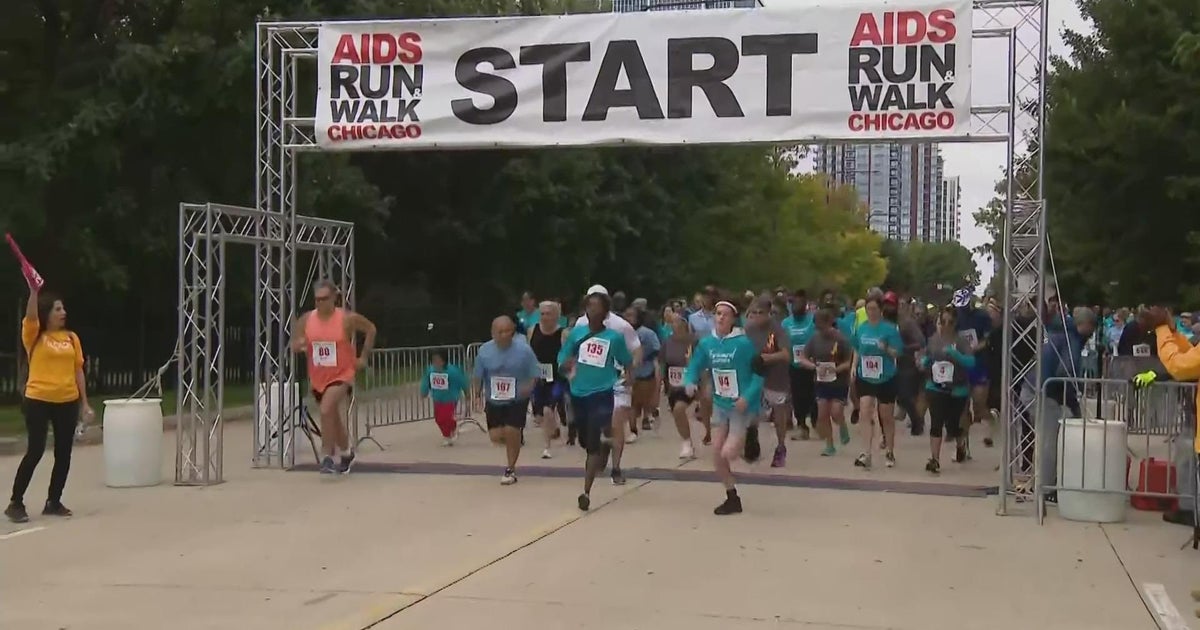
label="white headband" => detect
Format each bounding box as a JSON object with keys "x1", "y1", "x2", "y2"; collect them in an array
[{"x1": 715, "y1": 300, "x2": 739, "y2": 315}]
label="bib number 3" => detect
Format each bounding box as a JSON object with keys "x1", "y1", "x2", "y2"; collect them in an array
[{"x1": 932, "y1": 361, "x2": 954, "y2": 385}]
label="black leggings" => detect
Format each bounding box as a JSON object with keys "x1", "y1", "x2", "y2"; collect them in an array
[
  {"x1": 927, "y1": 390, "x2": 967, "y2": 440},
  {"x1": 895, "y1": 358, "x2": 922, "y2": 431},
  {"x1": 789, "y1": 366, "x2": 817, "y2": 427},
  {"x1": 11, "y1": 398, "x2": 79, "y2": 504}
]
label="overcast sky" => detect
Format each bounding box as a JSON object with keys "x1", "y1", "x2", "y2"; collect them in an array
[{"x1": 764, "y1": 0, "x2": 1090, "y2": 288}]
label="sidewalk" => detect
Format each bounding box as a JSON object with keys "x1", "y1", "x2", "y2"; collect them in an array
[{"x1": 0, "y1": 416, "x2": 1194, "y2": 630}]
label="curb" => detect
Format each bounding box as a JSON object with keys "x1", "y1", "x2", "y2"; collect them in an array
[
  {"x1": 0, "y1": 386, "x2": 405, "y2": 456},
  {"x1": 0, "y1": 405, "x2": 257, "y2": 456}
]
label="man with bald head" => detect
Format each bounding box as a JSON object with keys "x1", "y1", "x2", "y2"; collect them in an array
[{"x1": 473, "y1": 315, "x2": 541, "y2": 485}]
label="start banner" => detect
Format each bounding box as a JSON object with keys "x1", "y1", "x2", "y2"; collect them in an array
[{"x1": 315, "y1": 0, "x2": 972, "y2": 150}]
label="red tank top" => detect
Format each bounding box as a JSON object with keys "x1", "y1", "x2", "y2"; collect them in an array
[{"x1": 304, "y1": 308, "x2": 356, "y2": 393}]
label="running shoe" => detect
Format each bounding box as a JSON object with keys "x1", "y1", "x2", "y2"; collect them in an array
[
  {"x1": 611, "y1": 468, "x2": 627, "y2": 486},
  {"x1": 338, "y1": 451, "x2": 356, "y2": 474},
  {"x1": 838, "y1": 423, "x2": 852, "y2": 445},
  {"x1": 925, "y1": 458, "x2": 940, "y2": 474},
  {"x1": 679, "y1": 441, "x2": 695, "y2": 460},
  {"x1": 954, "y1": 442, "x2": 967, "y2": 463},
  {"x1": 319, "y1": 456, "x2": 336, "y2": 474},
  {"x1": 577, "y1": 493, "x2": 590, "y2": 512},
  {"x1": 820, "y1": 444, "x2": 836, "y2": 457},
  {"x1": 797, "y1": 425, "x2": 811, "y2": 441},
  {"x1": 770, "y1": 445, "x2": 786, "y2": 468},
  {"x1": 625, "y1": 432, "x2": 638, "y2": 444},
  {"x1": 442, "y1": 438, "x2": 454, "y2": 447},
  {"x1": 541, "y1": 449, "x2": 552, "y2": 459},
  {"x1": 4, "y1": 502, "x2": 28, "y2": 523},
  {"x1": 501, "y1": 468, "x2": 518, "y2": 485},
  {"x1": 714, "y1": 493, "x2": 743, "y2": 515},
  {"x1": 854, "y1": 453, "x2": 872, "y2": 469},
  {"x1": 641, "y1": 418, "x2": 653, "y2": 431},
  {"x1": 884, "y1": 451, "x2": 896, "y2": 468},
  {"x1": 42, "y1": 501, "x2": 72, "y2": 517}
]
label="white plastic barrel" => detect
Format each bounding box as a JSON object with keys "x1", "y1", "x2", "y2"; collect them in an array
[
  {"x1": 101, "y1": 398, "x2": 164, "y2": 488},
  {"x1": 258, "y1": 382, "x2": 304, "y2": 458},
  {"x1": 1080, "y1": 397, "x2": 1119, "y2": 421},
  {"x1": 1056, "y1": 417, "x2": 1128, "y2": 523}
]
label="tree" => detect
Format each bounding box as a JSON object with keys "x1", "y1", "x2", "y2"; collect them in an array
[
  {"x1": 0, "y1": 0, "x2": 901, "y2": 393},
  {"x1": 879, "y1": 239, "x2": 978, "y2": 303},
  {"x1": 1039, "y1": 0, "x2": 1200, "y2": 306}
]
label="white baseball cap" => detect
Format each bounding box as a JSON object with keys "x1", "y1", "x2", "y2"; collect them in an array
[{"x1": 585, "y1": 284, "x2": 609, "y2": 297}]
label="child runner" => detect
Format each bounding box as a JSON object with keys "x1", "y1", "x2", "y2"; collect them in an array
[{"x1": 420, "y1": 349, "x2": 468, "y2": 446}]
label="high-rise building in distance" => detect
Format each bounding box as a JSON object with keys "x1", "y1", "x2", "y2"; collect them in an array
[
  {"x1": 937, "y1": 175, "x2": 962, "y2": 243},
  {"x1": 612, "y1": 0, "x2": 757, "y2": 10},
  {"x1": 814, "y1": 144, "x2": 945, "y2": 243}
]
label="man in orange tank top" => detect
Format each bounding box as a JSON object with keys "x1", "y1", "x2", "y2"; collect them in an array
[{"x1": 291, "y1": 280, "x2": 377, "y2": 474}]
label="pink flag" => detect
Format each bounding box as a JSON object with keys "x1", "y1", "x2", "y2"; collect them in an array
[{"x1": 5, "y1": 234, "x2": 44, "y2": 290}]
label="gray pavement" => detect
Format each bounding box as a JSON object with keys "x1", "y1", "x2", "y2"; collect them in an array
[{"x1": 0, "y1": 408, "x2": 1196, "y2": 630}]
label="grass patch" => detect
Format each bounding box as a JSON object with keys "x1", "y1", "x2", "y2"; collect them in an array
[{"x1": 0, "y1": 384, "x2": 257, "y2": 438}]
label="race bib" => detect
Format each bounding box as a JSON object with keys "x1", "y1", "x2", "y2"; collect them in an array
[
  {"x1": 816, "y1": 362, "x2": 837, "y2": 383},
  {"x1": 713, "y1": 368, "x2": 739, "y2": 399},
  {"x1": 792, "y1": 345, "x2": 805, "y2": 364},
  {"x1": 960, "y1": 329, "x2": 978, "y2": 347},
  {"x1": 932, "y1": 361, "x2": 954, "y2": 385},
  {"x1": 667, "y1": 366, "x2": 685, "y2": 388},
  {"x1": 539, "y1": 363, "x2": 554, "y2": 382},
  {"x1": 1133, "y1": 343, "x2": 1151, "y2": 358},
  {"x1": 579, "y1": 337, "x2": 611, "y2": 368},
  {"x1": 429, "y1": 372, "x2": 449, "y2": 390},
  {"x1": 312, "y1": 341, "x2": 337, "y2": 367},
  {"x1": 860, "y1": 355, "x2": 884, "y2": 380},
  {"x1": 1081, "y1": 349, "x2": 1091, "y2": 358},
  {"x1": 489, "y1": 376, "x2": 516, "y2": 401}
]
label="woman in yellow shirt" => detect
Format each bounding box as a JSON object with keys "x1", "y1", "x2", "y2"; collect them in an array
[{"x1": 5, "y1": 288, "x2": 94, "y2": 523}]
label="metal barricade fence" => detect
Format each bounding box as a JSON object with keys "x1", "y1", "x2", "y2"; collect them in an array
[
  {"x1": 1105, "y1": 356, "x2": 1172, "y2": 435},
  {"x1": 1036, "y1": 377, "x2": 1198, "y2": 530},
  {"x1": 356, "y1": 344, "x2": 476, "y2": 449}
]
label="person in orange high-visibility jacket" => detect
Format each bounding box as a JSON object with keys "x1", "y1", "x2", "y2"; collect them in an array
[{"x1": 1146, "y1": 307, "x2": 1200, "y2": 454}]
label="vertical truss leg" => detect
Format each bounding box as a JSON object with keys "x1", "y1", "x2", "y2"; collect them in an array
[
  {"x1": 996, "y1": 0, "x2": 1049, "y2": 516},
  {"x1": 177, "y1": 204, "x2": 200, "y2": 484}
]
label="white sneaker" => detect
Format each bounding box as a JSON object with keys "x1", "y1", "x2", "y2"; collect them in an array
[
  {"x1": 625, "y1": 432, "x2": 638, "y2": 444},
  {"x1": 541, "y1": 449, "x2": 552, "y2": 459},
  {"x1": 501, "y1": 469, "x2": 518, "y2": 485},
  {"x1": 442, "y1": 438, "x2": 453, "y2": 447},
  {"x1": 679, "y1": 441, "x2": 695, "y2": 459}
]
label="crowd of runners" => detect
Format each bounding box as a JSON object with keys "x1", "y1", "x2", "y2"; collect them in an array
[{"x1": 457, "y1": 283, "x2": 1006, "y2": 515}]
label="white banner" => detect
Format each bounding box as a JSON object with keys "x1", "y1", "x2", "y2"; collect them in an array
[{"x1": 315, "y1": 1, "x2": 972, "y2": 150}]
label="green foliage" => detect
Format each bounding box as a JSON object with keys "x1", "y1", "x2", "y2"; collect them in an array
[
  {"x1": 1036, "y1": 0, "x2": 1200, "y2": 306},
  {"x1": 0, "y1": 0, "x2": 890, "y2": 351},
  {"x1": 879, "y1": 238, "x2": 978, "y2": 304}
]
